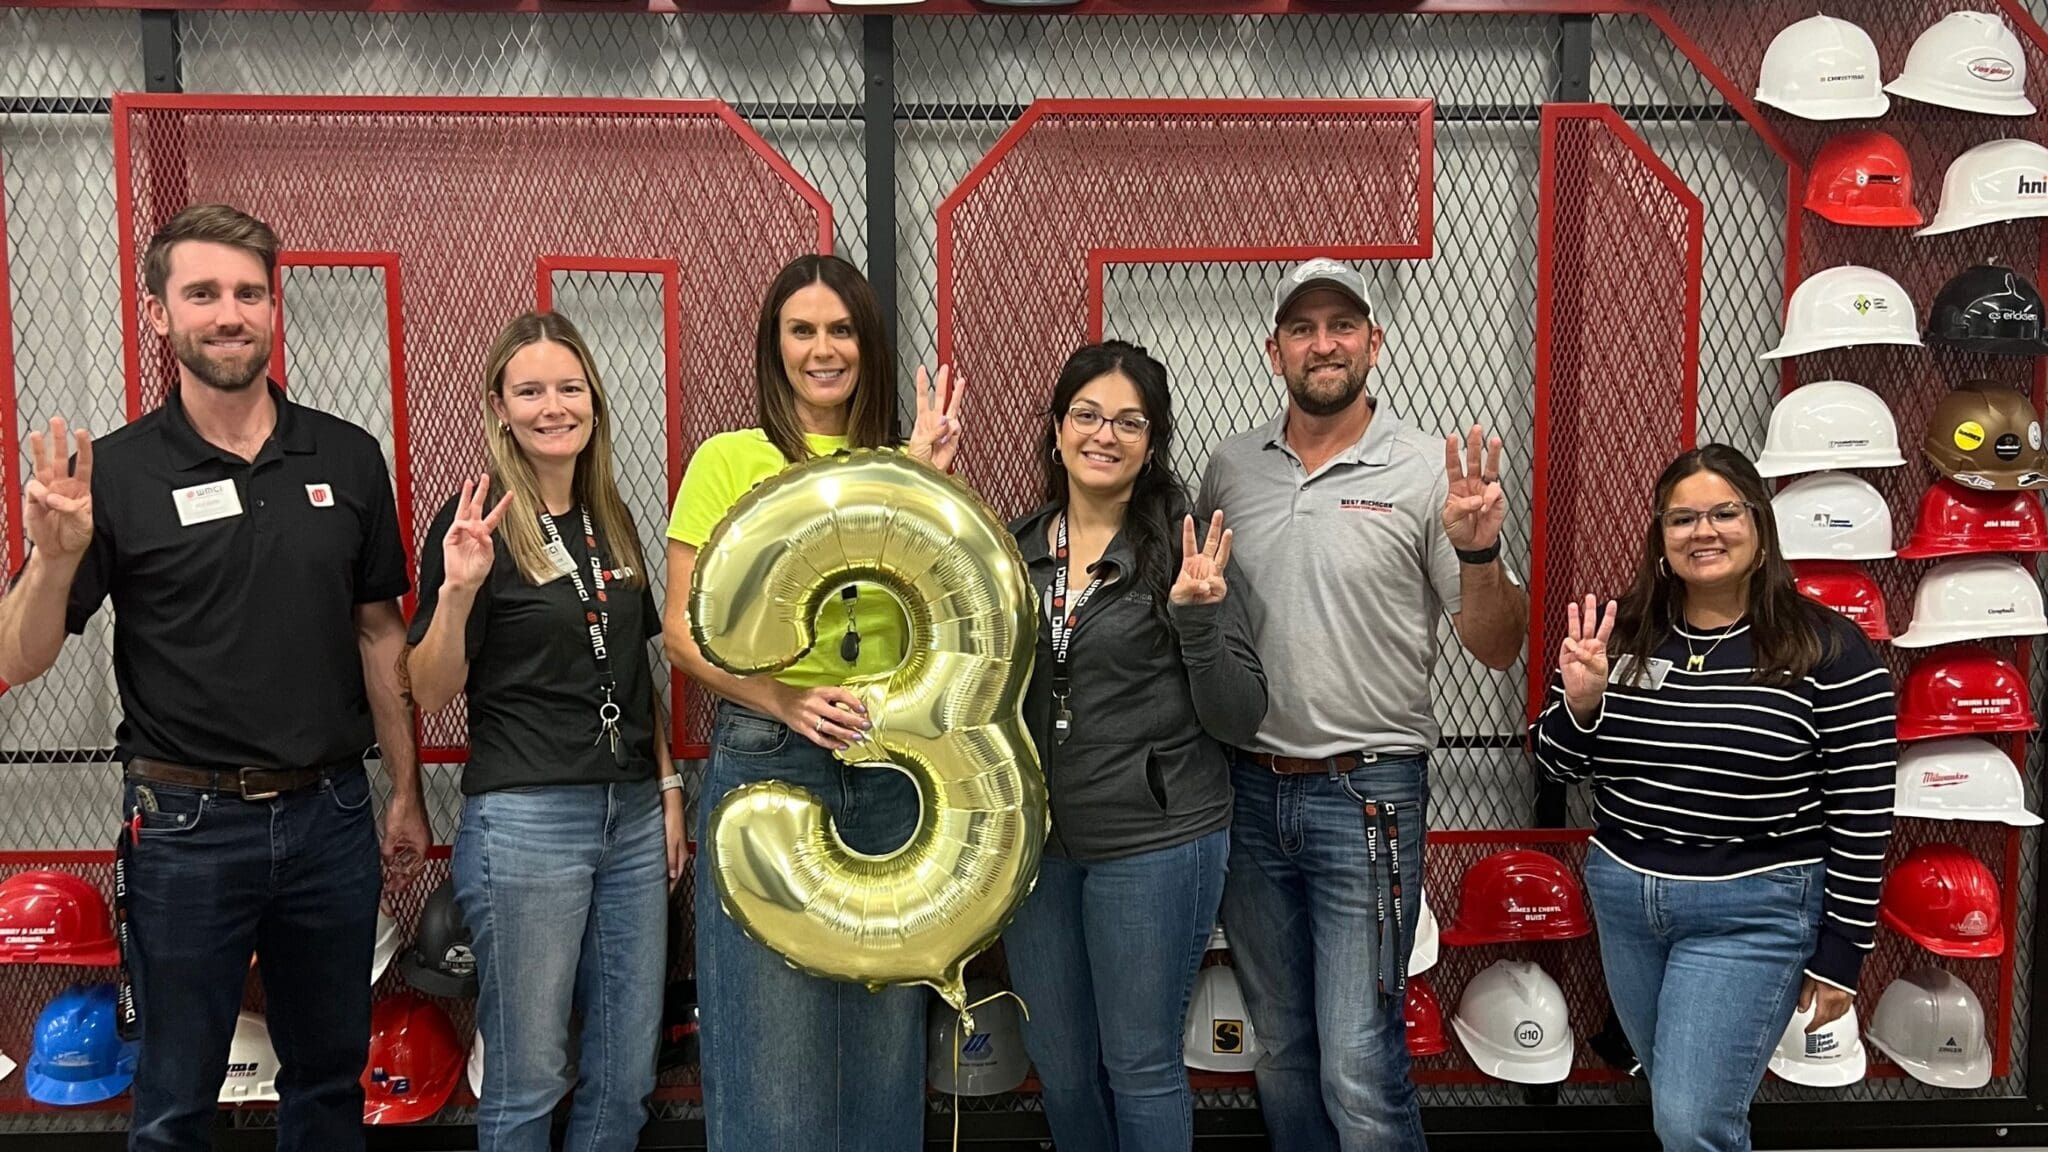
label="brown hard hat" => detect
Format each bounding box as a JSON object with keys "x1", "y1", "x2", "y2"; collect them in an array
[{"x1": 1922, "y1": 384, "x2": 2048, "y2": 491}]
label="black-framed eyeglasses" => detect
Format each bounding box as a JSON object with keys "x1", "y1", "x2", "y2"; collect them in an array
[
  {"x1": 1066, "y1": 405, "x2": 1151, "y2": 443},
  {"x1": 1657, "y1": 501, "x2": 1754, "y2": 533}
]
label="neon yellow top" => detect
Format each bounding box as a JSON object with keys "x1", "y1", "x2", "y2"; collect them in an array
[{"x1": 668, "y1": 428, "x2": 907, "y2": 686}]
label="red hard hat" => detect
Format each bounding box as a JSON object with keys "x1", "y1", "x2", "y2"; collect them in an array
[
  {"x1": 1439, "y1": 849, "x2": 1593, "y2": 946},
  {"x1": 1897, "y1": 646, "x2": 2036, "y2": 742},
  {"x1": 1404, "y1": 975, "x2": 1449, "y2": 1057},
  {"x1": 1804, "y1": 130, "x2": 1923, "y2": 227},
  {"x1": 0, "y1": 871, "x2": 120, "y2": 967},
  {"x1": 1879, "y1": 843, "x2": 2004, "y2": 958},
  {"x1": 1898, "y1": 480, "x2": 2048, "y2": 559},
  {"x1": 361, "y1": 994, "x2": 463, "y2": 1125},
  {"x1": 1790, "y1": 560, "x2": 1893, "y2": 641}
]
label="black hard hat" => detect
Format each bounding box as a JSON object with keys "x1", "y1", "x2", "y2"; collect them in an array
[
  {"x1": 1926, "y1": 264, "x2": 2048, "y2": 357},
  {"x1": 398, "y1": 880, "x2": 477, "y2": 999},
  {"x1": 658, "y1": 979, "x2": 700, "y2": 1071}
]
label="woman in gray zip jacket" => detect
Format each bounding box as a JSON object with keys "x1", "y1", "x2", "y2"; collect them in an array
[{"x1": 1001, "y1": 340, "x2": 1267, "y2": 1152}]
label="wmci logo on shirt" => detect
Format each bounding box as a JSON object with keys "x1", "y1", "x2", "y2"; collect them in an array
[{"x1": 1339, "y1": 498, "x2": 1395, "y2": 513}]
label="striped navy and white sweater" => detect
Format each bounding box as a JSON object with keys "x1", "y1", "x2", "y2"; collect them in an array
[{"x1": 1530, "y1": 611, "x2": 1897, "y2": 992}]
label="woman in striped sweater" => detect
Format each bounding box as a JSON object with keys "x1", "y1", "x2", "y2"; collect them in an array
[{"x1": 1531, "y1": 444, "x2": 1895, "y2": 1152}]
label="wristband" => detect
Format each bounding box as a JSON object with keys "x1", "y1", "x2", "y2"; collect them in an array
[
  {"x1": 1454, "y1": 541, "x2": 1500, "y2": 565},
  {"x1": 658, "y1": 774, "x2": 684, "y2": 794}
]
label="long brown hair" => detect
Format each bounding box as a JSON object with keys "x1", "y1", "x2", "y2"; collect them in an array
[
  {"x1": 752, "y1": 254, "x2": 894, "y2": 464},
  {"x1": 1614, "y1": 444, "x2": 1840, "y2": 685},
  {"x1": 479, "y1": 311, "x2": 647, "y2": 588}
]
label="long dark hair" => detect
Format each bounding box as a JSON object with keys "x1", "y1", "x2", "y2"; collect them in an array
[
  {"x1": 1615, "y1": 444, "x2": 1839, "y2": 685},
  {"x1": 752, "y1": 254, "x2": 894, "y2": 464},
  {"x1": 1040, "y1": 341, "x2": 1187, "y2": 618}
]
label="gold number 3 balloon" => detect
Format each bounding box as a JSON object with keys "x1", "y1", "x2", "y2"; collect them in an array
[{"x1": 689, "y1": 448, "x2": 1047, "y2": 1010}]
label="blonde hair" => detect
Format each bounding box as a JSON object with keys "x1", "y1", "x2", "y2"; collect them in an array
[{"x1": 480, "y1": 311, "x2": 648, "y2": 589}]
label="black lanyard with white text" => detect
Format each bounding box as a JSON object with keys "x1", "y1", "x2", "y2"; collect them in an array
[
  {"x1": 540, "y1": 507, "x2": 625, "y2": 765},
  {"x1": 1049, "y1": 512, "x2": 1106, "y2": 744}
]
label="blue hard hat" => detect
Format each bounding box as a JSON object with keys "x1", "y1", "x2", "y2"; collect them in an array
[{"x1": 26, "y1": 984, "x2": 136, "y2": 1106}]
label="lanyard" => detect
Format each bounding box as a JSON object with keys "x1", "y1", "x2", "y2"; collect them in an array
[
  {"x1": 540, "y1": 507, "x2": 625, "y2": 765},
  {"x1": 1048, "y1": 512, "x2": 1106, "y2": 744}
]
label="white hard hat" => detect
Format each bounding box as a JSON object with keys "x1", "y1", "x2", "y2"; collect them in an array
[
  {"x1": 1893, "y1": 555, "x2": 2048, "y2": 647},
  {"x1": 1184, "y1": 965, "x2": 1260, "y2": 1073},
  {"x1": 372, "y1": 902, "x2": 402, "y2": 987},
  {"x1": 1409, "y1": 895, "x2": 1439, "y2": 977},
  {"x1": 1772, "y1": 472, "x2": 1897, "y2": 560},
  {"x1": 1761, "y1": 265, "x2": 1921, "y2": 359},
  {"x1": 467, "y1": 1027, "x2": 484, "y2": 1101},
  {"x1": 1754, "y1": 15, "x2": 1889, "y2": 120},
  {"x1": 1895, "y1": 737, "x2": 2042, "y2": 826},
  {"x1": 928, "y1": 981, "x2": 1029, "y2": 1096},
  {"x1": 1917, "y1": 138, "x2": 2048, "y2": 237},
  {"x1": 1753, "y1": 380, "x2": 1906, "y2": 477},
  {"x1": 1450, "y1": 959, "x2": 1574, "y2": 1084},
  {"x1": 1885, "y1": 11, "x2": 2036, "y2": 117},
  {"x1": 1867, "y1": 968, "x2": 1992, "y2": 1089},
  {"x1": 218, "y1": 1011, "x2": 281, "y2": 1104},
  {"x1": 1769, "y1": 1001, "x2": 1868, "y2": 1088},
  {"x1": 0, "y1": 1047, "x2": 13, "y2": 1084}
]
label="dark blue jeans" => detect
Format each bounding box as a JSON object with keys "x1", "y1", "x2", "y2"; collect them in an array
[
  {"x1": 695, "y1": 704, "x2": 926, "y2": 1152},
  {"x1": 1000, "y1": 827, "x2": 1228, "y2": 1152},
  {"x1": 1219, "y1": 752, "x2": 1428, "y2": 1152},
  {"x1": 124, "y1": 767, "x2": 380, "y2": 1152}
]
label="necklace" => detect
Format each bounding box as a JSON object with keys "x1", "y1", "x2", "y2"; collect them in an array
[{"x1": 1682, "y1": 620, "x2": 1736, "y2": 672}]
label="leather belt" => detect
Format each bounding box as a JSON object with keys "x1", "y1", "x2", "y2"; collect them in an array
[
  {"x1": 126, "y1": 757, "x2": 343, "y2": 801},
  {"x1": 1253, "y1": 751, "x2": 1380, "y2": 776}
]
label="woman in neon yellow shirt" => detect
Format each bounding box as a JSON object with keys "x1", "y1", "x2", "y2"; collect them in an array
[{"x1": 663, "y1": 253, "x2": 963, "y2": 1151}]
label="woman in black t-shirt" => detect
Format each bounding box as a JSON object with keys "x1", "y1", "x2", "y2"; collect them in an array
[{"x1": 403, "y1": 310, "x2": 684, "y2": 1152}]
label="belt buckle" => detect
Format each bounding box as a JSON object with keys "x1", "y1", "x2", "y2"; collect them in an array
[{"x1": 236, "y1": 767, "x2": 280, "y2": 802}]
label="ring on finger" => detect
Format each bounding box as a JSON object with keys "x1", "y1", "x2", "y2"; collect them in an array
[{"x1": 814, "y1": 715, "x2": 826, "y2": 734}]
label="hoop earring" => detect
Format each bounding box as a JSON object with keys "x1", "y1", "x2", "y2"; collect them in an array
[
  {"x1": 498, "y1": 422, "x2": 511, "y2": 435},
  {"x1": 1657, "y1": 556, "x2": 1668, "y2": 577}
]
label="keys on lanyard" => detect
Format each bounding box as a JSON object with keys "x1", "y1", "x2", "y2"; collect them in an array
[
  {"x1": 540, "y1": 508, "x2": 627, "y2": 767},
  {"x1": 1048, "y1": 512, "x2": 1105, "y2": 745}
]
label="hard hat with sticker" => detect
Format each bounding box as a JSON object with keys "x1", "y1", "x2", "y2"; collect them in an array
[{"x1": 1925, "y1": 386, "x2": 2048, "y2": 491}]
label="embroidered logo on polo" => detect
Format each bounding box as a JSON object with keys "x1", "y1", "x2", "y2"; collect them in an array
[
  {"x1": 306, "y1": 483, "x2": 335, "y2": 508},
  {"x1": 1339, "y1": 498, "x2": 1395, "y2": 513}
]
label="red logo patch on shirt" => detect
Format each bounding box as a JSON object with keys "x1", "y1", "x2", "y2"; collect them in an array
[{"x1": 305, "y1": 484, "x2": 334, "y2": 508}]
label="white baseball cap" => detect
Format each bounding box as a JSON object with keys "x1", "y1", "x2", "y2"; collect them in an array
[{"x1": 1272, "y1": 258, "x2": 1373, "y2": 327}]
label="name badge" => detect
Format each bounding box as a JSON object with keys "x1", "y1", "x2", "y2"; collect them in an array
[
  {"x1": 541, "y1": 539, "x2": 577, "y2": 579},
  {"x1": 172, "y1": 480, "x2": 243, "y2": 527},
  {"x1": 1610, "y1": 656, "x2": 1673, "y2": 690}
]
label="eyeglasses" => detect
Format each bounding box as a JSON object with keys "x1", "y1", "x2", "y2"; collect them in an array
[
  {"x1": 1657, "y1": 501, "x2": 1754, "y2": 533},
  {"x1": 1066, "y1": 405, "x2": 1151, "y2": 443}
]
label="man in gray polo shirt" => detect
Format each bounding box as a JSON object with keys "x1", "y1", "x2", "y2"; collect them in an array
[{"x1": 1197, "y1": 258, "x2": 1527, "y2": 1151}]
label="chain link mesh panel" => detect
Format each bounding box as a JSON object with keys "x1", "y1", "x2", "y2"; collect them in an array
[{"x1": 1529, "y1": 105, "x2": 1701, "y2": 730}]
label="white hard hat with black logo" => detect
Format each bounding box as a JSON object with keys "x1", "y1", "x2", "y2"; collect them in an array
[{"x1": 1450, "y1": 959, "x2": 1574, "y2": 1084}]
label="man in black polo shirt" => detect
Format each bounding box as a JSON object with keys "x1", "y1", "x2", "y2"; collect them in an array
[{"x1": 0, "y1": 204, "x2": 430, "y2": 1151}]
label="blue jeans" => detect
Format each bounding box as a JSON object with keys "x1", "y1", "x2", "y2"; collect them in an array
[
  {"x1": 1001, "y1": 827, "x2": 1228, "y2": 1152},
  {"x1": 124, "y1": 768, "x2": 380, "y2": 1152},
  {"x1": 1582, "y1": 849, "x2": 1822, "y2": 1152},
  {"x1": 453, "y1": 779, "x2": 668, "y2": 1152},
  {"x1": 1219, "y1": 753, "x2": 1427, "y2": 1152},
  {"x1": 696, "y1": 703, "x2": 926, "y2": 1152}
]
